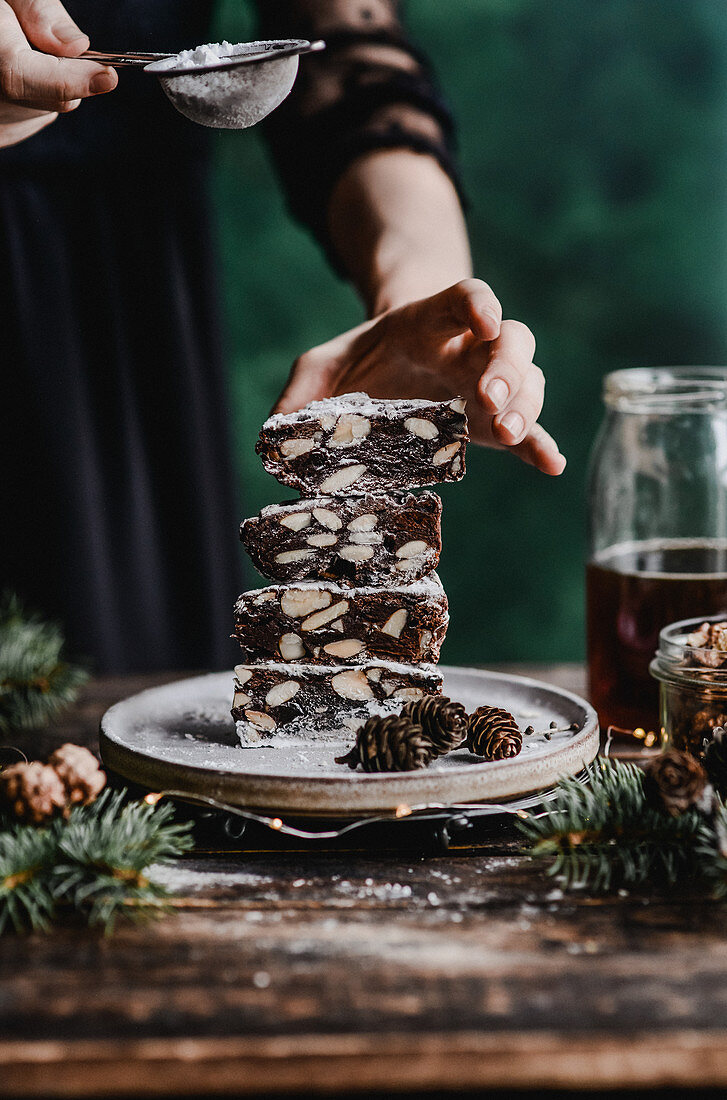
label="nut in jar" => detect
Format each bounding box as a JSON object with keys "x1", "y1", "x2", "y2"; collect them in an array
[{"x1": 650, "y1": 615, "x2": 727, "y2": 756}]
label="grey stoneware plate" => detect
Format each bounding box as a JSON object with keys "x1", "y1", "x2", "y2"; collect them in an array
[{"x1": 100, "y1": 666, "x2": 599, "y2": 819}]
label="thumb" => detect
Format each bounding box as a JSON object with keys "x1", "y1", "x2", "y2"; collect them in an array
[
  {"x1": 7, "y1": 0, "x2": 89, "y2": 54},
  {"x1": 271, "y1": 352, "x2": 336, "y2": 416},
  {"x1": 408, "y1": 278, "x2": 502, "y2": 345}
]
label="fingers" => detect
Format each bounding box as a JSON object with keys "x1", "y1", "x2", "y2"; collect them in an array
[
  {"x1": 271, "y1": 349, "x2": 338, "y2": 416},
  {"x1": 6, "y1": 0, "x2": 87, "y2": 54},
  {"x1": 0, "y1": 50, "x2": 116, "y2": 105},
  {"x1": 510, "y1": 423, "x2": 567, "y2": 477},
  {"x1": 476, "y1": 318, "x2": 537, "y2": 423},
  {"x1": 411, "y1": 278, "x2": 502, "y2": 344},
  {"x1": 0, "y1": 2, "x2": 116, "y2": 108}
]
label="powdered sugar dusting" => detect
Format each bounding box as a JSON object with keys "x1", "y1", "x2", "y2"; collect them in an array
[
  {"x1": 235, "y1": 572, "x2": 444, "y2": 609},
  {"x1": 263, "y1": 392, "x2": 464, "y2": 430}
]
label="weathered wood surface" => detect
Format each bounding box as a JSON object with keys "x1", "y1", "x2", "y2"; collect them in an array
[{"x1": 2, "y1": 665, "x2": 725, "y2": 1097}]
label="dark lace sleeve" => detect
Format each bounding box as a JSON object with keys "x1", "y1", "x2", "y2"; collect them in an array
[{"x1": 253, "y1": 0, "x2": 464, "y2": 267}]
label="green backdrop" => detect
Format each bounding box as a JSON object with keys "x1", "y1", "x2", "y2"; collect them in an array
[{"x1": 211, "y1": 0, "x2": 727, "y2": 665}]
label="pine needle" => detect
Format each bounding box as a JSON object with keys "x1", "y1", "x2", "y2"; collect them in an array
[
  {"x1": 0, "y1": 790, "x2": 193, "y2": 934},
  {"x1": 0, "y1": 593, "x2": 88, "y2": 734},
  {"x1": 518, "y1": 759, "x2": 704, "y2": 892}
]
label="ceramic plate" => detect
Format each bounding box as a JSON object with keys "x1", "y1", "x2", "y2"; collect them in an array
[{"x1": 99, "y1": 666, "x2": 599, "y2": 818}]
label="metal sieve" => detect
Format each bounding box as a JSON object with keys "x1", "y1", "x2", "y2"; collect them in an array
[{"x1": 79, "y1": 39, "x2": 325, "y2": 129}]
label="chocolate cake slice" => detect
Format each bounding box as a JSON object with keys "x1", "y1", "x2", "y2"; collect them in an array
[
  {"x1": 231, "y1": 659, "x2": 443, "y2": 744},
  {"x1": 240, "y1": 490, "x2": 442, "y2": 586},
  {"x1": 233, "y1": 574, "x2": 448, "y2": 667},
  {"x1": 256, "y1": 392, "x2": 467, "y2": 495}
]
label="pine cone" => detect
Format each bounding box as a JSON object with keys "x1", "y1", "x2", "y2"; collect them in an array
[
  {"x1": 704, "y1": 728, "x2": 727, "y2": 795},
  {"x1": 467, "y1": 706, "x2": 522, "y2": 760},
  {"x1": 49, "y1": 744, "x2": 106, "y2": 806},
  {"x1": 335, "y1": 714, "x2": 435, "y2": 772},
  {"x1": 643, "y1": 749, "x2": 708, "y2": 817},
  {"x1": 0, "y1": 761, "x2": 66, "y2": 824},
  {"x1": 401, "y1": 695, "x2": 467, "y2": 755}
]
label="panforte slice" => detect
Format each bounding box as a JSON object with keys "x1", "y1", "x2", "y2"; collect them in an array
[
  {"x1": 240, "y1": 490, "x2": 442, "y2": 586},
  {"x1": 231, "y1": 659, "x2": 443, "y2": 744},
  {"x1": 233, "y1": 574, "x2": 448, "y2": 666},
  {"x1": 256, "y1": 392, "x2": 467, "y2": 495}
]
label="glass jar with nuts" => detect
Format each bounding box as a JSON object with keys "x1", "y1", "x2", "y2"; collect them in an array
[{"x1": 650, "y1": 615, "x2": 727, "y2": 755}]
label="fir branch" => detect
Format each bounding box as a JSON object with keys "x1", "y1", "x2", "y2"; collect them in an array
[
  {"x1": 0, "y1": 594, "x2": 88, "y2": 734},
  {"x1": 0, "y1": 790, "x2": 193, "y2": 934},
  {"x1": 518, "y1": 759, "x2": 704, "y2": 892},
  {"x1": 53, "y1": 790, "x2": 193, "y2": 932},
  {"x1": 0, "y1": 821, "x2": 58, "y2": 933},
  {"x1": 695, "y1": 798, "x2": 727, "y2": 899}
]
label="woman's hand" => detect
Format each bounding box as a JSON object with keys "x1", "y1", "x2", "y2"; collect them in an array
[
  {"x1": 0, "y1": 0, "x2": 116, "y2": 148},
  {"x1": 273, "y1": 279, "x2": 565, "y2": 476}
]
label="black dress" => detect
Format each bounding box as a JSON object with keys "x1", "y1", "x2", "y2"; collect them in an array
[{"x1": 0, "y1": 0, "x2": 459, "y2": 672}]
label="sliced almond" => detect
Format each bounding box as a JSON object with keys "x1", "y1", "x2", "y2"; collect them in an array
[
  {"x1": 306, "y1": 532, "x2": 337, "y2": 547},
  {"x1": 245, "y1": 710, "x2": 277, "y2": 730},
  {"x1": 254, "y1": 591, "x2": 277, "y2": 605},
  {"x1": 449, "y1": 397, "x2": 466, "y2": 414},
  {"x1": 433, "y1": 442, "x2": 461, "y2": 466},
  {"x1": 280, "y1": 511, "x2": 311, "y2": 531},
  {"x1": 330, "y1": 669, "x2": 374, "y2": 700},
  {"x1": 234, "y1": 665, "x2": 252, "y2": 685},
  {"x1": 396, "y1": 540, "x2": 428, "y2": 558},
  {"x1": 279, "y1": 633, "x2": 304, "y2": 660},
  {"x1": 320, "y1": 464, "x2": 367, "y2": 494},
  {"x1": 281, "y1": 588, "x2": 331, "y2": 618},
  {"x1": 347, "y1": 514, "x2": 378, "y2": 532},
  {"x1": 395, "y1": 557, "x2": 426, "y2": 572},
  {"x1": 338, "y1": 544, "x2": 374, "y2": 561},
  {"x1": 367, "y1": 668, "x2": 382, "y2": 682},
  {"x1": 330, "y1": 414, "x2": 371, "y2": 448},
  {"x1": 301, "y1": 599, "x2": 349, "y2": 631},
  {"x1": 233, "y1": 690, "x2": 251, "y2": 708},
  {"x1": 320, "y1": 414, "x2": 336, "y2": 431},
  {"x1": 330, "y1": 619, "x2": 345, "y2": 632},
  {"x1": 279, "y1": 438, "x2": 315, "y2": 458},
  {"x1": 265, "y1": 680, "x2": 300, "y2": 707},
  {"x1": 391, "y1": 687, "x2": 425, "y2": 702},
  {"x1": 312, "y1": 507, "x2": 343, "y2": 531},
  {"x1": 405, "y1": 416, "x2": 439, "y2": 439},
  {"x1": 349, "y1": 531, "x2": 382, "y2": 546},
  {"x1": 324, "y1": 639, "x2": 365, "y2": 658},
  {"x1": 275, "y1": 548, "x2": 313, "y2": 564},
  {"x1": 381, "y1": 609, "x2": 408, "y2": 638},
  {"x1": 451, "y1": 456, "x2": 462, "y2": 475}
]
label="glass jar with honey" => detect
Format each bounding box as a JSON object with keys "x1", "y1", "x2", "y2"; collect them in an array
[{"x1": 587, "y1": 367, "x2": 727, "y2": 734}]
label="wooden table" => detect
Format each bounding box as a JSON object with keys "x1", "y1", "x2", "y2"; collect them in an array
[{"x1": 3, "y1": 665, "x2": 727, "y2": 1097}]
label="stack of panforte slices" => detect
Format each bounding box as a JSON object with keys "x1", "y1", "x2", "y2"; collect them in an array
[{"x1": 231, "y1": 392, "x2": 468, "y2": 744}]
